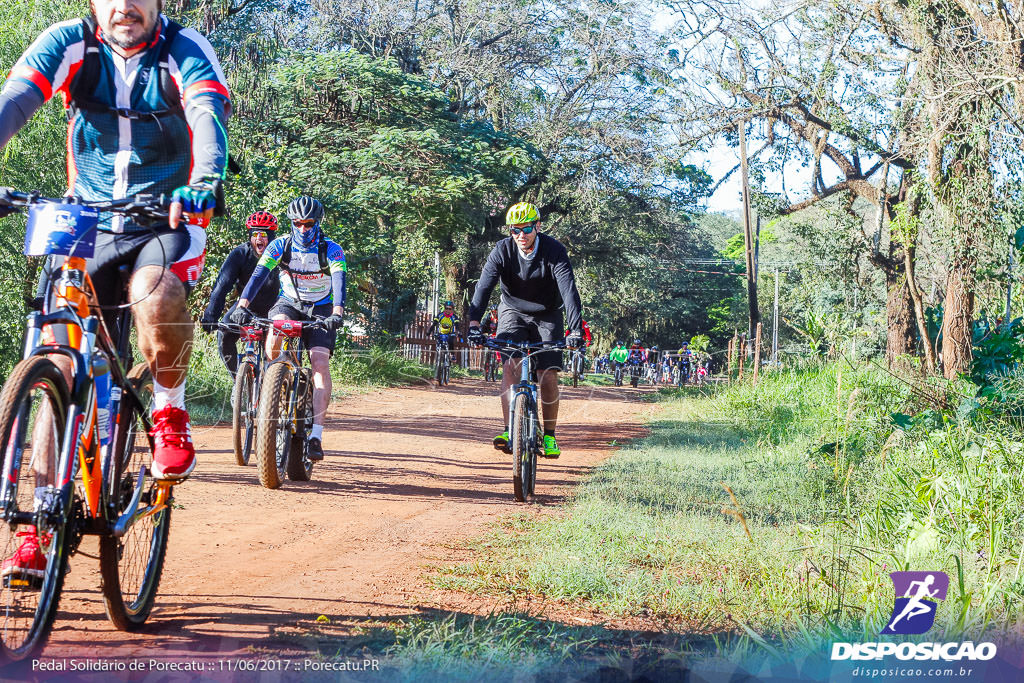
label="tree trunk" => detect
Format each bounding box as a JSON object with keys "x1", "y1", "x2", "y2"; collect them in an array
[
  {"x1": 940, "y1": 258, "x2": 975, "y2": 378},
  {"x1": 885, "y1": 267, "x2": 915, "y2": 367}
]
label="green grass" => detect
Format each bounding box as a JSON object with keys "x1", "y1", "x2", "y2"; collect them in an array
[{"x1": 429, "y1": 362, "x2": 1024, "y2": 656}]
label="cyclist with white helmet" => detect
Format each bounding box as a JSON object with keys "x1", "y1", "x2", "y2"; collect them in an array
[{"x1": 231, "y1": 196, "x2": 347, "y2": 461}]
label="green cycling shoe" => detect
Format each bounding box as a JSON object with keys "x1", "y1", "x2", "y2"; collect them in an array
[
  {"x1": 493, "y1": 431, "x2": 510, "y2": 452},
  {"x1": 542, "y1": 434, "x2": 560, "y2": 459}
]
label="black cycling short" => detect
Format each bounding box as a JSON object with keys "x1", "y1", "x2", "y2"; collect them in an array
[
  {"x1": 38, "y1": 226, "x2": 206, "y2": 329},
  {"x1": 268, "y1": 298, "x2": 336, "y2": 353},
  {"x1": 495, "y1": 306, "x2": 563, "y2": 371}
]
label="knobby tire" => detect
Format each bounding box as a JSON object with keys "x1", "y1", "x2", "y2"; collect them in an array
[
  {"x1": 100, "y1": 364, "x2": 170, "y2": 631},
  {"x1": 231, "y1": 361, "x2": 256, "y2": 466},
  {"x1": 286, "y1": 372, "x2": 314, "y2": 482},
  {"x1": 255, "y1": 363, "x2": 293, "y2": 489},
  {"x1": 511, "y1": 394, "x2": 536, "y2": 503},
  {"x1": 0, "y1": 357, "x2": 71, "y2": 662}
]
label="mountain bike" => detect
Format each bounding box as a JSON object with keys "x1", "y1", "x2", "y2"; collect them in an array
[
  {"x1": 480, "y1": 339, "x2": 566, "y2": 502},
  {"x1": 568, "y1": 349, "x2": 585, "y2": 388},
  {"x1": 613, "y1": 361, "x2": 624, "y2": 386},
  {"x1": 434, "y1": 334, "x2": 452, "y2": 387},
  {"x1": 482, "y1": 346, "x2": 499, "y2": 382},
  {"x1": 0, "y1": 190, "x2": 175, "y2": 662},
  {"x1": 676, "y1": 359, "x2": 691, "y2": 387},
  {"x1": 629, "y1": 358, "x2": 641, "y2": 388},
  {"x1": 220, "y1": 319, "x2": 270, "y2": 467},
  {"x1": 253, "y1": 316, "x2": 327, "y2": 489}
]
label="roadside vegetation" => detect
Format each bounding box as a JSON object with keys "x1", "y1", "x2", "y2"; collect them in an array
[{"x1": 424, "y1": 359, "x2": 1024, "y2": 667}]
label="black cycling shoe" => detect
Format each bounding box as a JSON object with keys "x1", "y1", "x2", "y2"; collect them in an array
[{"x1": 307, "y1": 437, "x2": 325, "y2": 461}]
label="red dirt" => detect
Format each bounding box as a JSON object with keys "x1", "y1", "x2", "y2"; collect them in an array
[{"x1": 37, "y1": 379, "x2": 655, "y2": 665}]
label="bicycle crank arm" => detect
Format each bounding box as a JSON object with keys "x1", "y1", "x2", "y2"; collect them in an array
[{"x1": 112, "y1": 469, "x2": 172, "y2": 537}]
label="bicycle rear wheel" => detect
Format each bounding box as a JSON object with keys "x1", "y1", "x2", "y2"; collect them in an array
[
  {"x1": 511, "y1": 394, "x2": 535, "y2": 503},
  {"x1": 255, "y1": 363, "x2": 293, "y2": 489},
  {"x1": 287, "y1": 373, "x2": 314, "y2": 482},
  {"x1": 0, "y1": 357, "x2": 71, "y2": 661},
  {"x1": 231, "y1": 360, "x2": 256, "y2": 466},
  {"x1": 100, "y1": 364, "x2": 171, "y2": 631}
]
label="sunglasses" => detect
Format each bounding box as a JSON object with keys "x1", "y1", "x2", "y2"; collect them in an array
[
  {"x1": 249, "y1": 230, "x2": 269, "y2": 240},
  {"x1": 509, "y1": 223, "x2": 536, "y2": 235},
  {"x1": 292, "y1": 219, "x2": 316, "y2": 228}
]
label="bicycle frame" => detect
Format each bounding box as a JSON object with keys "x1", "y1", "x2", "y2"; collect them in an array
[
  {"x1": 9, "y1": 257, "x2": 169, "y2": 543},
  {"x1": 262, "y1": 319, "x2": 316, "y2": 443}
]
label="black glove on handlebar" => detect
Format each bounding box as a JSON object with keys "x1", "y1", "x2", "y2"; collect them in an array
[
  {"x1": 323, "y1": 314, "x2": 344, "y2": 333},
  {"x1": 199, "y1": 313, "x2": 219, "y2": 333},
  {"x1": 0, "y1": 187, "x2": 17, "y2": 218},
  {"x1": 229, "y1": 307, "x2": 254, "y2": 326},
  {"x1": 566, "y1": 333, "x2": 583, "y2": 349},
  {"x1": 467, "y1": 325, "x2": 484, "y2": 345}
]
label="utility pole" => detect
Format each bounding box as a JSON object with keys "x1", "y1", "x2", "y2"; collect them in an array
[
  {"x1": 772, "y1": 268, "x2": 780, "y2": 364},
  {"x1": 738, "y1": 121, "x2": 761, "y2": 342}
]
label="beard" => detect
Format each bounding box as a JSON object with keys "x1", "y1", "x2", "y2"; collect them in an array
[{"x1": 91, "y1": 1, "x2": 161, "y2": 49}]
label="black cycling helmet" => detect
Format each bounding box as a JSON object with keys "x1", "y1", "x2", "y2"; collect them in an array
[
  {"x1": 633, "y1": 339, "x2": 642, "y2": 345},
  {"x1": 615, "y1": 340, "x2": 623, "y2": 346},
  {"x1": 286, "y1": 195, "x2": 325, "y2": 223},
  {"x1": 443, "y1": 300, "x2": 454, "y2": 308}
]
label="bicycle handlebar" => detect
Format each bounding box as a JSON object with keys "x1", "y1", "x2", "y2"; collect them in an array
[
  {"x1": 0, "y1": 189, "x2": 172, "y2": 221},
  {"x1": 479, "y1": 338, "x2": 568, "y2": 352}
]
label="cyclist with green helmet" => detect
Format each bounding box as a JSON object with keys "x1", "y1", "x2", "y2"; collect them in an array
[{"x1": 466, "y1": 202, "x2": 584, "y2": 458}]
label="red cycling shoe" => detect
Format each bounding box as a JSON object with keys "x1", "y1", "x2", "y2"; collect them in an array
[{"x1": 149, "y1": 406, "x2": 196, "y2": 481}]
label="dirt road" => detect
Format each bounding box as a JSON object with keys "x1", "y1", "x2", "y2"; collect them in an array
[{"x1": 39, "y1": 379, "x2": 653, "y2": 662}]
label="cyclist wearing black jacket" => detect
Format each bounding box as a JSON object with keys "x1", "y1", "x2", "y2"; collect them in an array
[
  {"x1": 200, "y1": 211, "x2": 280, "y2": 375},
  {"x1": 467, "y1": 202, "x2": 584, "y2": 458}
]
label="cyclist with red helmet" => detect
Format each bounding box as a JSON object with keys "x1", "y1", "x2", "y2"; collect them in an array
[{"x1": 200, "y1": 211, "x2": 281, "y2": 375}]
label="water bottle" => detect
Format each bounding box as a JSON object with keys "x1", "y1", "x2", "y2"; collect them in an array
[{"x1": 93, "y1": 352, "x2": 112, "y2": 447}]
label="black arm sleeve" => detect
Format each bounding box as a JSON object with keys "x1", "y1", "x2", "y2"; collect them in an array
[
  {"x1": 553, "y1": 250, "x2": 583, "y2": 333},
  {"x1": 204, "y1": 247, "x2": 242, "y2": 320},
  {"x1": 0, "y1": 81, "x2": 45, "y2": 150},
  {"x1": 469, "y1": 246, "x2": 502, "y2": 321}
]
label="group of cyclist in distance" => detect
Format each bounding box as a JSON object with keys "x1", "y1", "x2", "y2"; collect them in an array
[{"x1": 0, "y1": 0, "x2": 591, "y2": 581}]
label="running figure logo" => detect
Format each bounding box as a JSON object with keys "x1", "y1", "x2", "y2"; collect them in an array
[{"x1": 882, "y1": 571, "x2": 949, "y2": 635}]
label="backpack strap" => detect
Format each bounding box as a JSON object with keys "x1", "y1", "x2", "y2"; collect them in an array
[
  {"x1": 67, "y1": 17, "x2": 184, "y2": 121},
  {"x1": 156, "y1": 20, "x2": 185, "y2": 114}
]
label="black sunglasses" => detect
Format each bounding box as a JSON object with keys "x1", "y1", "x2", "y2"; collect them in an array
[{"x1": 509, "y1": 223, "x2": 537, "y2": 235}]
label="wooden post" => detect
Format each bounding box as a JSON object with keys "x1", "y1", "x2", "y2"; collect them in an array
[
  {"x1": 727, "y1": 335, "x2": 735, "y2": 382},
  {"x1": 753, "y1": 322, "x2": 763, "y2": 383},
  {"x1": 738, "y1": 337, "x2": 746, "y2": 380}
]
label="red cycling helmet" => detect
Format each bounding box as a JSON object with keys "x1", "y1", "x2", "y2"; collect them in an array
[{"x1": 246, "y1": 210, "x2": 278, "y2": 231}]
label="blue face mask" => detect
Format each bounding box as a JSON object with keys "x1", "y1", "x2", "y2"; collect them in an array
[{"x1": 293, "y1": 222, "x2": 321, "y2": 249}]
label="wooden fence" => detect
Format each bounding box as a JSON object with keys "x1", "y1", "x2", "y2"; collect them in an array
[{"x1": 399, "y1": 311, "x2": 492, "y2": 371}]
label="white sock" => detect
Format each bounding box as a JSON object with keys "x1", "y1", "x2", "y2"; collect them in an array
[
  {"x1": 153, "y1": 378, "x2": 186, "y2": 412},
  {"x1": 311, "y1": 424, "x2": 323, "y2": 440}
]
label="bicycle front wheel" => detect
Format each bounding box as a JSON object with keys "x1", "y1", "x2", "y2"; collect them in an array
[
  {"x1": 100, "y1": 364, "x2": 171, "y2": 631},
  {"x1": 231, "y1": 360, "x2": 256, "y2": 466},
  {"x1": 511, "y1": 394, "x2": 535, "y2": 503},
  {"x1": 0, "y1": 356, "x2": 71, "y2": 661},
  {"x1": 255, "y1": 363, "x2": 293, "y2": 489}
]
